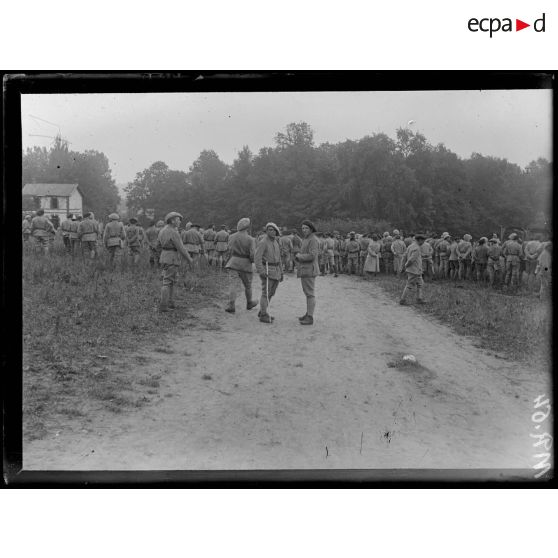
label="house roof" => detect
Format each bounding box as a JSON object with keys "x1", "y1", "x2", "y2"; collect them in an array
[{"x1": 22, "y1": 183, "x2": 81, "y2": 197}]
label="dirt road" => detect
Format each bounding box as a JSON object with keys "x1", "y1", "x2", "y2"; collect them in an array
[{"x1": 24, "y1": 272, "x2": 550, "y2": 473}]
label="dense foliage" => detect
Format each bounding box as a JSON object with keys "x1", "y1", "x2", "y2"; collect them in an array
[
  {"x1": 22, "y1": 135, "x2": 120, "y2": 218},
  {"x1": 125, "y1": 122, "x2": 552, "y2": 236}
]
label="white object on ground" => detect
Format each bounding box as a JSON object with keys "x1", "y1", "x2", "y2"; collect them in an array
[{"x1": 403, "y1": 354, "x2": 417, "y2": 363}]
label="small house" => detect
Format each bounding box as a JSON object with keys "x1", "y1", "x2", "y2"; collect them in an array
[{"x1": 22, "y1": 183, "x2": 83, "y2": 221}]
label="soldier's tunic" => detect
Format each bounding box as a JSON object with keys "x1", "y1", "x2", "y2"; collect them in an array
[
  {"x1": 457, "y1": 239, "x2": 472, "y2": 280},
  {"x1": 126, "y1": 224, "x2": 142, "y2": 254},
  {"x1": 525, "y1": 240, "x2": 542, "y2": 275},
  {"x1": 215, "y1": 230, "x2": 229, "y2": 255},
  {"x1": 226, "y1": 230, "x2": 256, "y2": 300},
  {"x1": 22, "y1": 218, "x2": 32, "y2": 241},
  {"x1": 448, "y1": 241, "x2": 459, "y2": 276},
  {"x1": 391, "y1": 238, "x2": 407, "y2": 274},
  {"x1": 420, "y1": 241, "x2": 434, "y2": 278},
  {"x1": 145, "y1": 225, "x2": 161, "y2": 265},
  {"x1": 78, "y1": 218, "x2": 99, "y2": 255},
  {"x1": 60, "y1": 218, "x2": 73, "y2": 251},
  {"x1": 255, "y1": 235, "x2": 282, "y2": 303},
  {"x1": 346, "y1": 239, "x2": 360, "y2": 274},
  {"x1": 473, "y1": 244, "x2": 489, "y2": 281},
  {"x1": 297, "y1": 233, "x2": 320, "y2": 302},
  {"x1": 182, "y1": 228, "x2": 204, "y2": 257},
  {"x1": 487, "y1": 244, "x2": 502, "y2": 285},
  {"x1": 279, "y1": 235, "x2": 294, "y2": 271},
  {"x1": 31, "y1": 215, "x2": 55, "y2": 250},
  {"x1": 203, "y1": 228, "x2": 217, "y2": 256},
  {"x1": 69, "y1": 220, "x2": 80, "y2": 254},
  {"x1": 157, "y1": 225, "x2": 189, "y2": 287},
  {"x1": 103, "y1": 220, "x2": 125, "y2": 260},
  {"x1": 502, "y1": 239, "x2": 522, "y2": 286},
  {"x1": 401, "y1": 242, "x2": 424, "y2": 302},
  {"x1": 436, "y1": 238, "x2": 450, "y2": 277}
]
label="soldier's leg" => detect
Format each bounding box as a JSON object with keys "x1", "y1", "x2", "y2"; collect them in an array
[
  {"x1": 400, "y1": 273, "x2": 414, "y2": 304},
  {"x1": 301, "y1": 277, "x2": 316, "y2": 318},
  {"x1": 226, "y1": 270, "x2": 241, "y2": 312},
  {"x1": 160, "y1": 264, "x2": 176, "y2": 312},
  {"x1": 416, "y1": 275, "x2": 425, "y2": 302}
]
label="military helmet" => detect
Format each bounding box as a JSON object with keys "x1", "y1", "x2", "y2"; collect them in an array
[
  {"x1": 392, "y1": 229, "x2": 400, "y2": 236},
  {"x1": 509, "y1": 233, "x2": 518, "y2": 240},
  {"x1": 165, "y1": 212, "x2": 183, "y2": 223},
  {"x1": 109, "y1": 213, "x2": 119, "y2": 220}
]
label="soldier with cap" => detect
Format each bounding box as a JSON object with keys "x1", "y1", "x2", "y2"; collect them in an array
[
  {"x1": 124, "y1": 217, "x2": 143, "y2": 265},
  {"x1": 346, "y1": 232, "x2": 360, "y2": 275},
  {"x1": 203, "y1": 224, "x2": 217, "y2": 266},
  {"x1": 486, "y1": 237, "x2": 502, "y2": 287},
  {"x1": 224, "y1": 217, "x2": 258, "y2": 314},
  {"x1": 78, "y1": 212, "x2": 100, "y2": 259},
  {"x1": 156, "y1": 212, "x2": 194, "y2": 312},
  {"x1": 255, "y1": 222, "x2": 283, "y2": 323},
  {"x1": 391, "y1": 231, "x2": 406, "y2": 276},
  {"x1": 294, "y1": 220, "x2": 320, "y2": 325},
  {"x1": 103, "y1": 213, "x2": 126, "y2": 264},
  {"x1": 399, "y1": 232, "x2": 426, "y2": 305},
  {"x1": 30, "y1": 209, "x2": 56, "y2": 255},
  {"x1": 502, "y1": 232, "x2": 522, "y2": 288},
  {"x1": 60, "y1": 213, "x2": 73, "y2": 253},
  {"x1": 215, "y1": 224, "x2": 230, "y2": 269},
  {"x1": 145, "y1": 219, "x2": 163, "y2": 268}
]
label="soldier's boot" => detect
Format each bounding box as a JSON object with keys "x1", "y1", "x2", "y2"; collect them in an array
[
  {"x1": 159, "y1": 286, "x2": 170, "y2": 312},
  {"x1": 225, "y1": 301, "x2": 235, "y2": 314},
  {"x1": 245, "y1": 288, "x2": 258, "y2": 310},
  {"x1": 416, "y1": 286, "x2": 425, "y2": 304},
  {"x1": 299, "y1": 315, "x2": 313, "y2": 325},
  {"x1": 301, "y1": 297, "x2": 315, "y2": 324},
  {"x1": 298, "y1": 313, "x2": 308, "y2": 321}
]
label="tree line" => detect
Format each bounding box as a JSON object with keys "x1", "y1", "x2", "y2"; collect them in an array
[{"x1": 23, "y1": 123, "x2": 551, "y2": 237}]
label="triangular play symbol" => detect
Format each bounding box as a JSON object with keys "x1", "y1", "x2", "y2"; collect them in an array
[{"x1": 516, "y1": 19, "x2": 530, "y2": 31}]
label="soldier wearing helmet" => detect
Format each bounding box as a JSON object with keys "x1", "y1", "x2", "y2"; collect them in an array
[{"x1": 155, "y1": 212, "x2": 193, "y2": 312}]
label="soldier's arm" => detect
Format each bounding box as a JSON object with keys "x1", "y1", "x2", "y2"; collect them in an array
[
  {"x1": 172, "y1": 231, "x2": 193, "y2": 263},
  {"x1": 254, "y1": 240, "x2": 266, "y2": 276}
]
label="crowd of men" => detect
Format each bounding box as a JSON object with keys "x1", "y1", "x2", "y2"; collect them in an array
[{"x1": 23, "y1": 210, "x2": 553, "y2": 323}]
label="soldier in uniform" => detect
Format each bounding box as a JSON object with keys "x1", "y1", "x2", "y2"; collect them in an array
[
  {"x1": 291, "y1": 229, "x2": 302, "y2": 273},
  {"x1": 145, "y1": 220, "x2": 162, "y2": 269},
  {"x1": 69, "y1": 215, "x2": 81, "y2": 257},
  {"x1": 156, "y1": 212, "x2": 193, "y2": 312},
  {"x1": 224, "y1": 217, "x2": 258, "y2": 314},
  {"x1": 524, "y1": 236, "x2": 543, "y2": 290},
  {"x1": 295, "y1": 220, "x2": 320, "y2": 326},
  {"x1": 391, "y1": 231, "x2": 406, "y2": 276},
  {"x1": 215, "y1": 224, "x2": 230, "y2": 269},
  {"x1": 502, "y1": 233, "x2": 522, "y2": 289},
  {"x1": 420, "y1": 237, "x2": 434, "y2": 280},
  {"x1": 448, "y1": 236, "x2": 459, "y2": 280},
  {"x1": 399, "y1": 233, "x2": 426, "y2": 306},
  {"x1": 279, "y1": 230, "x2": 294, "y2": 274},
  {"x1": 103, "y1": 213, "x2": 126, "y2": 265},
  {"x1": 30, "y1": 209, "x2": 55, "y2": 255},
  {"x1": 182, "y1": 223, "x2": 204, "y2": 271},
  {"x1": 486, "y1": 237, "x2": 502, "y2": 287},
  {"x1": 536, "y1": 241, "x2": 552, "y2": 300},
  {"x1": 125, "y1": 217, "x2": 142, "y2": 265},
  {"x1": 344, "y1": 232, "x2": 359, "y2": 275},
  {"x1": 358, "y1": 233, "x2": 370, "y2": 276},
  {"x1": 324, "y1": 232, "x2": 336, "y2": 276},
  {"x1": 473, "y1": 237, "x2": 489, "y2": 282},
  {"x1": 78, "y1": 212, "x2": 100, "y2": 259},
  {"x1": 457, "y1": 234, "x2": 473, "y2": 280},
  {"x1": 255, "y1": 222, "x2": 283, "y2": 323},
  {"x1": 203, "y1": 224, "x2": 217, "y2": 266},
  {"x1": 60, "y1": 213, "x2": 73, "y2": 253},
  {"x1": 436, "y1": 232, "x2": 451, "y2": 279}
]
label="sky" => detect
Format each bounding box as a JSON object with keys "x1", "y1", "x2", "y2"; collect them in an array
[{"x1": 21, "y1": 90, "x2": 552, "y2": 189}]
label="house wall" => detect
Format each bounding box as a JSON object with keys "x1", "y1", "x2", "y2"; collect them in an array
[{"x1": 69, "y1": 190, "x2": 83, "y2": 214}]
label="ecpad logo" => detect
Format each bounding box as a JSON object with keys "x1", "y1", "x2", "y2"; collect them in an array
[{"x1": 468, "y1": 13, "x2": 546, "y2": 37}]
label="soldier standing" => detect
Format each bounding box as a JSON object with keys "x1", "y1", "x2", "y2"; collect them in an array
[
  {"x1": 391, "y1": 231, "x2": 406, "y2": 276},
  {"x1": 295, "y1": 220, "x2": 320, "y2": 325},
  {"x1": 125, "y1": 217, "x2": 142, "y2": 265},
  {"x1": 291, "y1": 229, "x2": 302, "y2": 273},
  {"x1": 346, "y1": 232, "x2": 360, "y2": 275},
  {"x1": 69, "y1": 215, "x2": 81, "y2": 257},
  {"x1": 358, "y1": 233, "x2": 370, "y2": 276},
  {"x1": 457, "y1": 234, "x2": 473, "y2": 280},
  {"x1": 473, "y1": 237, "x2": 489, "y2": 282},
  {"x1": 30, "y1": 209, "x2": 55, "y2": 255},
  {"x1": 103, "y1": 213, "x2": 126, "y2": 265},
  {"x1": 324, "y1": 232, "x2": 336, "y2": 276},
  {"x1": 203, "y1": 224, "x2": 217, "y2": 266},
  {"x1": 145, "y1": 220, "x2": 162, "y2": 269},
  {"x1": 182, "y1": 224, "x2": 204, "y2": 272},
  {"x1": 60, "y1": 213, "x2": 73, "y2": 253},
  {"x1": 420, "y1": 237, "x2": 434, "y2": 280},
  {"x1": 436, "y1": 233, "x2": 451, "y2": 279},
  {"x1": 524, "y1": 236, "x2": 543, "y2": 290},
  {"x1": 279, "y1": 230, "x2": 294, "y2": 274},
  {"x1": 399, "y1": 233, "x2": 426, "y2": 305},
  {"x1": 156, "y1": 212, "x2": 193, "y2": 312},
  {"x1": 215, "y1": 225, "x2": 230, "y2": 269},
  {"x1": 486, "y1": 237, "x2": 502, "y2": 287},
  {"x1": 255, "y1": 222, "x2": 283, "y2": 323},
  {"x1": 502, "y1": 233, "x2": 522, "y2": 289},
  {"x1": 224, "y1": 217, "x2": 258, "y2": 314},
  {"x1": 78, "y1": 212, "x2": 99, "y2": 259}
]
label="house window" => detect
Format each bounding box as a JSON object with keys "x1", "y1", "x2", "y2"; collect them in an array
[{"x1": 50, "y1": 197, "x2": 59, "y2": 209}]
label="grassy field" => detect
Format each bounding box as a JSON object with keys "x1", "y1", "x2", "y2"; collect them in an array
[
  {"x1": 22, "y1": 242, "x2": 227, "y2": 441},
  {"x1": 370, "y1": 273, "x2": 551, "y2": 366}
]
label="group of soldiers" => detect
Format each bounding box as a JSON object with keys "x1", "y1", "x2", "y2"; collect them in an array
[{"x1": 23, "y1": 209, "x2": 552, "y2": 318}]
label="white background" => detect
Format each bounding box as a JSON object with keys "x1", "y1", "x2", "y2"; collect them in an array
[{"x1": 3, "y1": 1, "x2": 555, "y2": 556}]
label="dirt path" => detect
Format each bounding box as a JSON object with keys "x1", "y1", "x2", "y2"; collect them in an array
[{"x1": 24, "y1": 272, "x2": 550, "y2": 472}]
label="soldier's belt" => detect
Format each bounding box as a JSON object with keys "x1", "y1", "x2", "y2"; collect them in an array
[
  {"x1": 162, "y1": 247, "x2": 177, "y2": 251},
  {"x1": 231, "y1": 253, "x2": 250, "y2": 259},
  {"x1": 263, "y1": 262, "x2": 280, "y2": 266}
]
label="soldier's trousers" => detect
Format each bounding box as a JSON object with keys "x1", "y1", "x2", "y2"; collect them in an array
[
  {"x1": 347, "y1": 255, "x2": 358, "y2": 275},
  {"x1": 228, "y1": 270, "x2": 253, "y2": 304},
  {"x1": 475, "y1": 263, "x2": 487, "y2": 282},
  {"x1": 438, "y1": 258, "x2": 448, "y2": 278},
  {"x1": 487, "y1": 259, "x2": 500, "y2": 286},
  {"x1": 400, "y1": 272, "x2": 424, "y2": 302},
  {"x1": 505, "y1": 259, "x2": 520, "y2": 286},
  {"x1": 393, "y1": 255, "x2": 404, "y2": 275},
  {"x1": 63, "y1": 235, "x2": 71, "y2": 253},
  {"x1": 458, "y1": 259, "x2": 471, "y2": 280}
]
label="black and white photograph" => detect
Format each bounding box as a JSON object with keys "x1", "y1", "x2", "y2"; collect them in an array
[{"x1": 8, "y1": 73, "x2": 553, "y2": 480}]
